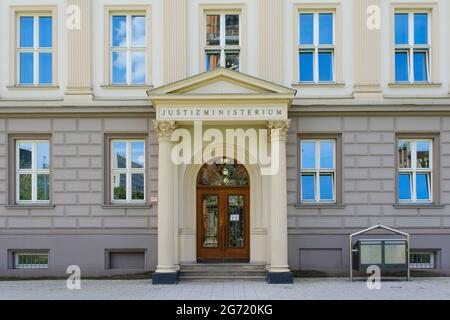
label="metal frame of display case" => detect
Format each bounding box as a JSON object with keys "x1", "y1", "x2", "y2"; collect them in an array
[{"x1": 349, "y1": 224, "x2": 410, "y2": 282}]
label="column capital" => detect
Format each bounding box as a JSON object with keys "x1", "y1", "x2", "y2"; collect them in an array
[
  {"x1": 153, "y1": 121, "x2": 177, "y2": 141},
  {"x1": 267, "y1": 120, "x2": 290, "y2": 141}
]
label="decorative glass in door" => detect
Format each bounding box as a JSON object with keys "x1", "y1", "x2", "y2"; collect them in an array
[
  {"x1": 201, "y1": 195, "x2": 219, "y2": 248},
  {"x1": 227, "y1": 195, "x2": 245, "y2": 248}
]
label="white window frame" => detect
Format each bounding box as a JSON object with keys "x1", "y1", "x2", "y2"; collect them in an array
[
  {"x1": 16, "y1": 14, "x2": 53, "y2": 86},
  {"x1": 394, "y1": 11, "x2": 431, "y2": 83},
  {"x1": 110, "y1": 13, "x2": 147, "y2": 85},
  {"x1": 410, "y1": 252, "x2": 435, "y2": 269},
  {"x1": 204, "y1": 12, "x2": 241, "y2": 71},
  {"x1": 298, "y1": 11, "x2": 335, "y2": 83},
  {"x1": 300, "y1": 139, "x2": 336, "y2": 203},
  {"x1": 110, "y1": 139, "x2": 146, "y2": 204},
  {"x1": 14, "y1": 252, "x2": 49, "y2": 269},
  {"x1": 15, "y1": 140, "x2": 51, "y2": 204},
  {"x1": 398, "y1": 139, "x2": 433, "y2": 203}
]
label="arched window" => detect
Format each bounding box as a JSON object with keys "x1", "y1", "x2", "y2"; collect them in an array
[{"x1": 197, "y1": 159, "x2": 249, "y2": 187}]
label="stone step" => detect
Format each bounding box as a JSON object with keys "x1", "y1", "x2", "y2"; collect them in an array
[
  {"x1": 179, "y1": 264, "x2": 267, "y2": 282},
  {"x1": 179, "y1": 275, "x2": 267, "y2": 282}
]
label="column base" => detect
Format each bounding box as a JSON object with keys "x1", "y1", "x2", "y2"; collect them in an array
[
  {"x1": 152, "y1": 271, "x2": 179, "y2": 285},
  {"x1": 266, "y1": 271, "x2": 293, "y2": 284}
]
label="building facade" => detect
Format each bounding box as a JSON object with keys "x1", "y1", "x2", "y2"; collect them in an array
[{"x1": 1, "y1": 0, "x2": 450, "y2": 283}]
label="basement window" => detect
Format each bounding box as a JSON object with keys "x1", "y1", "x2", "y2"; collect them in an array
[{"x1": 14, "y1": 252, "x2": 49, "y2": 269}]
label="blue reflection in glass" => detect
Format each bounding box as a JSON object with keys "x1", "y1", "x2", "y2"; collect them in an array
[
  {"x1": 301, "y1": 142, "x2": 315, "y2": 168},
  {"x1": 416, "y1": 173, "x2": 430, "y2": 200},
  {"x1": 414, "y1": 13, "x2": 428, "y2": 45},
  {"x1": 395, "y1": 13, "x2": 409, "y2": 44},
  {"x1": 112, "y1": 142, "x2": 127, "y2": 169},
  {"x1": 299, "y1": 14, "x2": 314, "y2": 45},
  {"x1": 299, "y1": 52, "x2": 314, "y2": 82},
  {"x1": 320, "y1": 141, "x2": 334, "y2": 169},
  {"x1": 131, "y1": 141, "x2": 145, "y2": 169},
  {"x1": 20, "y1": 53, "x2": 34, "y2": 84},
  {"x1": 398, "y1": 174, "x2": 412, "y2": 200},
  {"x1": 20, "y1": 17, "x2": 34, "y2": 48},
  {"x1": 318, "y1": 52, "x2": 333, "y2": 82},
  {"x1": 112, "y1": 16, "x2": 127, "y2": 47},
  {"x1": 39, "y1": 17, "x2": 52, "y2": 48},
  {"x1": 131, "y1": 16, "x2": 146, "y2": 47},
  {"x1": 302, "y1": 175, "x2": 315, "y2": 201},
  {"x1": 319, "y1": 13, "x2": 333, "y2": 44},
  {"x1": 320, "y1": 175, "x2": 333, "y2": 200},
  {"x1": 39, "y1": 53, "x2": 52, "y2": 84},
  {"x1": 131, "y1": 52, "x2": 146, "y2": 84},
  {"x1": 37, "y1": 142, "x2": 50, "y2": 169},
  {"x1": 112, "y1": 52, "x2": 127, "y2": 84},
  {"x1": 395, "y1": 52, "x2": 409, "y2": 82},
  {"x1": 413, "y1": 52, "x2": 428, "y2": 82}
]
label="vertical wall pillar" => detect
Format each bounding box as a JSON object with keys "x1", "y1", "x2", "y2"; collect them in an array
[
  {"x1": 353, "y1": 0, "x2": 382, "y2": 99},
  {"x1": 153, "y1": 121, "x2": 178, "y2": 284},
  {"x1": 267, "y1": 121, "x2": 293, "y2": 284},
  {"x1": 64, "y1": 0, "x2": 93, "y2": 101}
]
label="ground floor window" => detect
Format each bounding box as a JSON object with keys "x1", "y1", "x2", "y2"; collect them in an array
[
  {"x1": 410, "y1": 252, "x2": 435, "y2": 269},
  {"x1": 14, "y1": 252, "x2": 49, "y2": 269}
]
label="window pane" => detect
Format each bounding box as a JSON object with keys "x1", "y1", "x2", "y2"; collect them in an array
[
  {"x1": 320, "y1": 141, "x2": 334, "y2": 169},
  {"x1": 395, "y1": 13, "x2": 409, "y2": 45},
  {"x1": 37, "y1": 174, "x2": 50, "y2": 201},
  {"x1": 318, "y1": 51, "x2": 333, "y2": 82},
  {"x1": 299, "y1": 52, "x2": 314, "y2": 82},
  {"x1": 319, "y1": 13, "x2": 333, "y2": 45},
  {"x1": 39, "y1": 16, "x2": 52, "y2": 48},
  {"x1": 131, "y1": 52, "x2": 146, "y2": 84},
  {"x1": 319, "y1": 174, "x2": 334, "y2": 200},
  {"x1": 19, "y1": 142, "x2": 32, "y2": 169},
  {"x1": 225, "y1": 51, "x2": 239, "y2": 71},
  {"x1": 301, "y1": 141, "x2": 315, "y2": 168},
  {"x1": 132, "y1": 174, "x2": 145, "y2": 200},
  {"x1": 413, "y1": 52, "x2": 428, "y2": 82},
  {"x1": 131, "y1": 16, "x2": 146, "y2": 47},
  {"x1": 301, "y1": 175, "x2": 316, "y2": 201},
  {"x1": 36, "y1": 142, "x2": 50, "y2": 169},
  {"x1": 112, "y1": 173, "x2": 127, "y2": 200},
  {"x1": 19, "y1": 174, "x2": 32, "y2": 201},
  {"x1": 398, "y1": 173, "x2": 412, "y2": 200},
  {"x1": 299, "y1": 14, "x2": 313, "y2": 45},
  {"x1": 417, "y1": 141, "x2": 431, "y2": 169},
  {"x1": 385, "y1": 243, "x2": 406, "y2": 264},
  {"x1": 112, "y1": 52, "x2": 127, "y2": 84},
  {"x1": 20, "y1": 53, "x2": 34, "y2": 84},
  {"x1": 416, "y1": 173, "x2": 430, "y2": 200},
  {"x1": 206, "y1": 15, "x2": 220, "y2": 46},
  {"x1": 20, "y1": 17, "x2": 34, "y2": 48},
  {"x1": 205, "y1": 51, "x2": 220, "y2": 71},
  {"x1": 395, "y1": 51, "x2": 409, "y2": 82},
  {"x1": 112, "y1": 16, "x2": 127, "y2": 47},
  {"x1": 414, "y1": 13, "x2": 428, "y2": 45},
  {"x1": 131, "y1": 141, "x2": 145, "y2": 169},
  {"x1": 225, "y1": 15, "x2": 239, "y2": 45},
  {"x1": 39, "y1": 53, "x2": 52, "y2": 84},
  {"x1": 398, "y1": 140, "x2": 412, "y2": 168},
  {"x1": 112, "y1": 142, "x2": 127, "y2": 169}
]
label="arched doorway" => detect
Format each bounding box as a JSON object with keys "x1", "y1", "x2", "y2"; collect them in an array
[{"x1": 196, "y1": 159, "x2": 250, "y2": 262}]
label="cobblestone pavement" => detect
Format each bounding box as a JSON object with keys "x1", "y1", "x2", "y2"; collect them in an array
[{"x1": 0, "y1": 278, "x2": 449, "y2": 300}]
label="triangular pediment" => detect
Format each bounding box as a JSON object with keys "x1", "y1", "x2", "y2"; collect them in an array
[{"x1": 148, "y1": 68, "x2": 296, "y2": 97}]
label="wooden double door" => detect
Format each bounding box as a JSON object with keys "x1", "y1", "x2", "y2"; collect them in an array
[{"x1": 197, "y1": 188, "x2": 250, "y2": 262}]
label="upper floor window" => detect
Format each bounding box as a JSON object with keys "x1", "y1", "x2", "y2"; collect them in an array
[
  {"x1": 17, "y1": 15, "x2": 53, "y2": 85},
  {"x1": 394, "y1": 12, "x2": 430, "y2": 83},
  {"x1": 204, "y1": 13, "x2": 240, "y2": 71},
  {"x1": 298, "y1": 12, "x2": 334, "y2": 83},
  {"x1": 110, "y1": 14, "x2": 147, "y2": 85}
]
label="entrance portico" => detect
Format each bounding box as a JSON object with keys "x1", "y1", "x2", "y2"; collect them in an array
[{"x1": 148, "y1": 68, "x2": 296, "y2": 284}]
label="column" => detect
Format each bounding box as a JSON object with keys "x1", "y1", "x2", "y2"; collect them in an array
[
  {"x1": 266, "y1": 120, "x2": 293, "y2": 284},
  {"x1": 64, "y1": 0, "x2": 93, "y2": 101},
  {"x1": 153, "y1": 121, "x2": 178, "y2": 284}
]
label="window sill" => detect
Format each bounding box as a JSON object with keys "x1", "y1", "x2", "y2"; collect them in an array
[
  {"x1": 100, "y1": 84, "x2": 153, "y2": 90},
  {"x1": 393, "y1": 204, "x2": 445, "y2": 209},
  {"x1": 102, "y1": 204, "x2": 152, "y2": 209},
  {"x1": 5, "y1": 205, "x2": 55, "y2": 210},
  {"x1": 294, "y1": 204, "x2": 345, "y2": 209},
  {"x1": 388, "y1": 82, "x2": 442, "y2": 88},
  {"x1": 7, "y1": 85, "x2": 60, "y2": 90},
  {"x1": 292, "y1": 82, "x2": 345, "y2": 88}
]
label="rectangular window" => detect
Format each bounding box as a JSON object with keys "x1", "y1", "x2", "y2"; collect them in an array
[
  {"x1": 110, "y1": 140, "x2": 146, "y2": 203},
  {"x1": 205, "y1": 13, "x2": 240, "y2": 71},
  {"x1": 397, "y1": 139, "x2": 433, "y2": 203},
  {"x1": 17, "y1": 15, "x2": 53, "y2": 85},
  {"x1": 298, "y1": 12, "x2": 335, "y2": 83},
  {"x1": 14, "y1": 252, "x2": 49, "y2": 269},
  {"x1": 111, "y1": 14, "x2": 147, "y2": 85},
  {"x1": 300, "y1": 139, "x2": 336, "y2": 203},
  {"x1": 394, "y1": 12, "x2": 430, "y2": 83},
  {"x1": 410, "y1": 252, "x2": 435, "y2": 269},
  {"x1": 15, "y1": 140, "x2": 50, "y2": 203}
]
